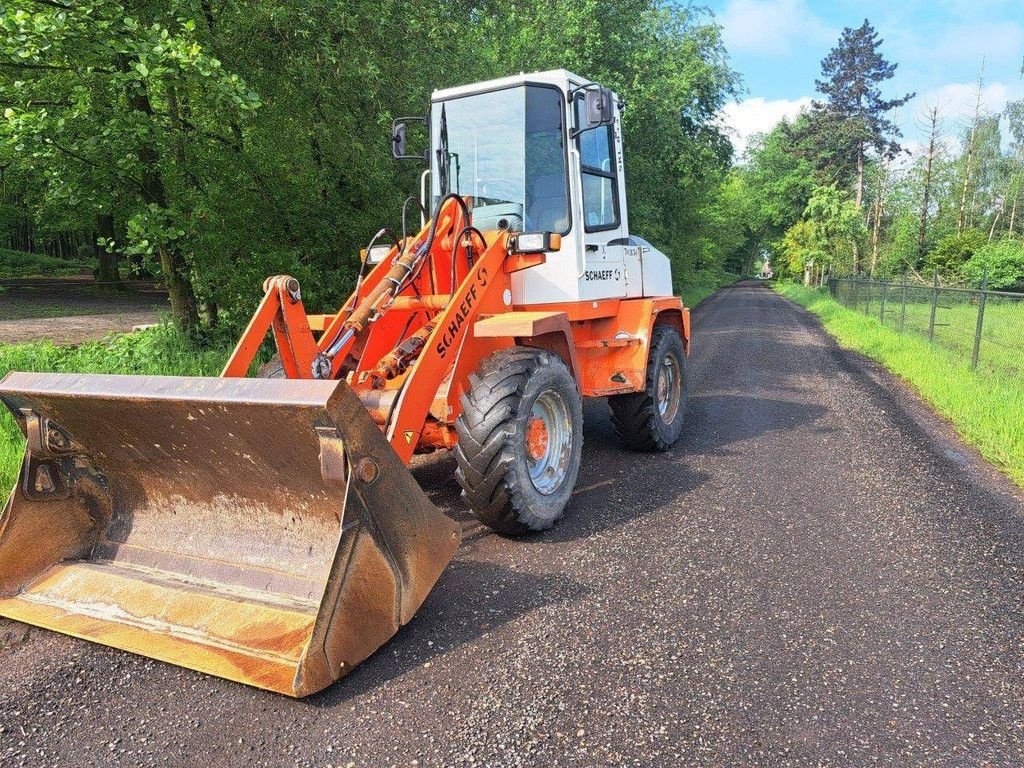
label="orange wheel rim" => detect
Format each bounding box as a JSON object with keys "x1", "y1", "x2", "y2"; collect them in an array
[{"x1": 526, "y1": 416, "x2": 549, "y2": 461}]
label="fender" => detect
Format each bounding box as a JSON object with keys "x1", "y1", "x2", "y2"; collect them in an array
[{"x1": 473, "y1": 311, "x2": 581, "y2": 384}]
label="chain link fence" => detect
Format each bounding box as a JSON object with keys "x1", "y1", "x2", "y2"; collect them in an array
[{"x1": 828, "y1": 274, "x2": 1024, "y2": 383}]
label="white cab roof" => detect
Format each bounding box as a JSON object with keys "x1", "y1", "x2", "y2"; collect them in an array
[{"x1": 432, "y1": 69, "x2": 592, "y2": 102}]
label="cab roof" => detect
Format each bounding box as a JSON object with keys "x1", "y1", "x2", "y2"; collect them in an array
[{"x1": 431, "y1": 70, "x2": 593, "y2": 102}]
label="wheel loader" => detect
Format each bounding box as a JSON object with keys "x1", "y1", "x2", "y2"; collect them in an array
[{"x1": 0, "y1": 70, "x2": 690, "y2": 697}]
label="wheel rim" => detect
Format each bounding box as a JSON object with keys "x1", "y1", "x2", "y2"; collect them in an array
[
  {"x1": 656, "y1": 352, "x2": 682, "y2": 425},
  {"x1": 525, "y1": 389, "x2": 573, "y2": 495}
]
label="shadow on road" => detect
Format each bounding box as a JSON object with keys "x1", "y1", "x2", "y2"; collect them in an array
[
  {"x1": 679, "y1": 394, "x2": 831, "y2": 456},
  {"x1": 307, "y1": 559, "x2": 589, "y2": 708}
]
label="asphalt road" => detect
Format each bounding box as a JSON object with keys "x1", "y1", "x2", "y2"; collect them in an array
[{"x1": 2, "y1": 280, "x2": 1023, "y2": 767}]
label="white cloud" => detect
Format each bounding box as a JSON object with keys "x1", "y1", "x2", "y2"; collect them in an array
[
  {"x1": 718, "y1": 96, "x2": 813, "y2": 156},
  {"x1": 719, "y1": 0, "x2": 835, "y2": 56},
  {"x1": 915, "y1": 81, "x2": 1023, "y2": 123},
  {"x1": 898, "y1": 80, "x2": 1024, "y2": 157}
]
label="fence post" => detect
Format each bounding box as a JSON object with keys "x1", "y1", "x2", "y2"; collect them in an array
[
  {"x1": 971, "y1": 267, "x2": 989, "y2": 370},
  {"x1": 865, "y1": 277, "x2": 873, "y2": 315},
  {"x1": 852, "y1": 277, "x2": 859, "y2": 310},
  {"x1": 928, "y1": 272, "x2": 939, "y2": 343},
  {"x1": 899, "y1": 273, "x2": 907, "y2": 333},
  {"x1": 879, "y1": 278, "x2": 887, "y2": 324}
]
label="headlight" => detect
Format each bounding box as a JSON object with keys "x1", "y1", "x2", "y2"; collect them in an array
[
  {"x1": 511, "y1": 232, "x2": 561, "y2": 254},
  {"x1": 365, "y1": 244, "x2": 392, "y2": 264}
]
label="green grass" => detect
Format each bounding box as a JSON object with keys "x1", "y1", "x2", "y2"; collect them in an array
[
  {"x1": 775, "y1": 282, "x2": 1024, "y2": 489},
  {"x1": 0, "y1": 248, "x2": 92, "y2": 278},
  {"x1": 679, "y1": 269, "x2": 741, "y2": 308},
  {"x1": 0, "y1": 324, "x2": 251, "y2": 504},
  {"x1": 834, "y1": 282, "x2": 1024, "y2": 381}
]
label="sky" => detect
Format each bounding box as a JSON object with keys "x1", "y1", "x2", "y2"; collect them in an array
[{"x1": 707, "y1": 0, "x2": 1024, "y2": 157}]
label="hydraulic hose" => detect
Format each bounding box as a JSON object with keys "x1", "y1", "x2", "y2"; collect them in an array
[{"x1": 312, "y1": 194, "x2": 472, "y2": 378}]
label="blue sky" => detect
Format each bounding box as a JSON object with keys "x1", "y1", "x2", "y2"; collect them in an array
[{"x1": 706, "y1": 0, "x2": 1024, "y2": 155}]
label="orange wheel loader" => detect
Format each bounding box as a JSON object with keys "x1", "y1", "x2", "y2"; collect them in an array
[{"x1": 0, "y1": 71, "x2": 690, "y2": 697}]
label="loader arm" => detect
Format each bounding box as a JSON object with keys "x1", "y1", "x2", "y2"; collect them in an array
[{"x1": 221, "y1": 197, "x2": 474, "y2": 382}]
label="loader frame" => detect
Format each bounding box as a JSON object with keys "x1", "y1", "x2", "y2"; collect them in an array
[{"x1": 222, "y1": 197, "x2": 690, "y2": 464}]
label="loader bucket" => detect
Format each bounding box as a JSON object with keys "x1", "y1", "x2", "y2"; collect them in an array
[{"x1": 0, "y1": 372, "x2": 460, "y2": 697}]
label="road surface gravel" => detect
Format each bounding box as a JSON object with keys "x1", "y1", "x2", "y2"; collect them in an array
[{"x1": 1, "y1": 280, "x2": 1022, "y2": 766}]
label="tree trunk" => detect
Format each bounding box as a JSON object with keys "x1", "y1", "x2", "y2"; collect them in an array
[
  {"x1": 958, "y1": 65, "x2": 984, "y2": 235},
  {"x1": 988, "y1": 209, "x2": 1002, "y2": 241},
  {"x1": 918, "y1": 107, "x2": 939, "y2": 267},
  {"x1": 123, "y1": 65, "x2": 199, "y2": 331},
  {"x1": 870, "y1": 198, "x2": 882, "y2": 275},
  {"x1": 855, "y1": 143, "x2": 865, "y2": 209},
  {"x1": 1010, "y1": 193, "x2": 1019, "y2": 234},
  {"x1": 94, "y1": 213, "x2": 121, "y2": 284}
]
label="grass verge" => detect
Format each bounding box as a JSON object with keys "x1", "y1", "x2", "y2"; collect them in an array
[
  {"x1": 0, "y1": 324, "x2": 250, "y2": 505},
  {"x1": 775, "y1": 282, "x2": 1024, "y2": 489},
  {"x1": 679, "y1": 269, "x2": 741, "y2": 308},
  {"x1": 0, "y1": 248, "x2": 92, "y2": 278}
]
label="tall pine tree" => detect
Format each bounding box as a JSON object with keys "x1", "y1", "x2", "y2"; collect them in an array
[{"x1": 795, "y1": 20, "x2": 913, "y2": 210}]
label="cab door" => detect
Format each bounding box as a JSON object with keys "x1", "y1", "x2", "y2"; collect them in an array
[{"x1": 574, "y1": 98, "x2": 630, "y2": 300}]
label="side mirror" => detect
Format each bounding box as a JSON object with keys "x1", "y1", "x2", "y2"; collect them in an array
[
  {"x1": 584, "y1": 87, "x2": 616, "y2": 128},
  {"x1": 391, "y1": 116, "x2": 428, "y2": 161},
  {"x1": 391, "y1": 122, "x2": 408, "y2": 158}
]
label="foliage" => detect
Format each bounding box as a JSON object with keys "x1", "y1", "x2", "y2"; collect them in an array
[
  {"x1": 0, "y1": 0, "x2": 740, "y2": 330},
  {"x1": 780, "y1": 219, "x2": 822, "y2": 277},
  {"x1": 775, "y1": 283, "x2": 1024, "y2": 490},
  {"x1": 678, "y1": 268, "x2": 739, "y2": 309},
  {"x1": 778, "y1": 185, "x2": 865, "y2": 277},
  {"x1": 788, "y1": 20, "x2": 912, "y2": 204},
  {"x1": 928, "y1": 230, "x2": 988, "y2": 277},
  {"x1": 963, "y1": 237, "x2": 1024, "y2": 290},
  {"x1": 0, "y1": 247, "x2": 91, "y2": 277}
]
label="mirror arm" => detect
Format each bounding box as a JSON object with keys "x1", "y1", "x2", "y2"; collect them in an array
[{"x1": 570, "y1": 123, "x2": 603, "y2": 140}]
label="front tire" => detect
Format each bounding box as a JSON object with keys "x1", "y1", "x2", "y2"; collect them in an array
[
  {"x1": 455, "y1": 348, "x2": 583, "y2": 535},
  {"x1": 609, "y1": 324, "x2": 687, "y2": 451}
]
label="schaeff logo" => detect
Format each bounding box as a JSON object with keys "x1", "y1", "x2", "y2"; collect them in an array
[
  {"x1": 584, "y1": 269, "x2": 621, "y2": 281},
  {"x1": 436, "y1": 266, "x2": 490, "y2": 358}
]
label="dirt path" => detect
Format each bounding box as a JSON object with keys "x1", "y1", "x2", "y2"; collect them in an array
[
  {"x1": 0, "y1": 283, "x2": 167, "y2": 345},
  {"x1": 1, "y1": 281, "x2": 1022, "y2": 766}
]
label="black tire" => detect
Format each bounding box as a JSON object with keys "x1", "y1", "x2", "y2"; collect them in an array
[
  {"x1": 608, "y1": 324, "x2": 687, "y2": 451},
  {"x1": 455, "y1": 347, "x2": 583, "y2": 535},
  {"x1": 257, "y1": 354, "x2": 285, "y2": 379}
]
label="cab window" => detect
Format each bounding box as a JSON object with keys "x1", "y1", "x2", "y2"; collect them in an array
[{"x1": 575, "y1": 99, "x2": 619, "y2": 231}]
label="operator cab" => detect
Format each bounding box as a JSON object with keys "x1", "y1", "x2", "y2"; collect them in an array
[{"x1": 395, "y1": 70, "x2": 673, "y2": 304}]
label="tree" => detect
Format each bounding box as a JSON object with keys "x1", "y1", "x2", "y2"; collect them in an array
[
  {"x1": 779, "y1": 184, "x2": 865, "y2": 282},
  {"x1": 796, "y1": 20, "x2": 913, "y2": 208},
  {"x1": 928, "y1": 230, "x2": 987, "y2": 277},
  {"x1": 917, "y1": 106, "x2": 942, "y2": 265},
  {"x1": 963, "y1": 237, "x2": 1024, "y2": 290},
  {"x1": 1002, "y1": 99, "x2": 1024, "y2": 234},
  {"x1": 735, "y1": 117, "x2": 816, "y2": 264},
  {"x1": 803, "y1": 184, "x2": 866, "y2": 275},
  {"x1": 0, "y1": 0, "x2": 262, "y2": 329},
  {"x1": 2, "y1": 0, "x2": 741, "y2": 327}
]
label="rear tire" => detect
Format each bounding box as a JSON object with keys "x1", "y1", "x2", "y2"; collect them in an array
[
  {"x1": 609, "y1": 324, "x2": 687, "y2": 451},
  {"x1": 455, "y1": 348, "x2": 583, "y2": 535}
]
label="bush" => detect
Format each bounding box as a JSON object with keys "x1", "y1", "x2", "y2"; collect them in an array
[
  {"x1": 963, "y1": 237, "x2": 1024, "y2": 290},
  {"x1": 927, "y1": 230, "x2": 987, "y2": 278},
  {"x1": 0, "y1": 248, "x2": 91, "y2": 278}
]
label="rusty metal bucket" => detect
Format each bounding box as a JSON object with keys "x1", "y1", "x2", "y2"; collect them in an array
[{"x1": 0, "y1": 372, "x2": 460, "y2": 697}]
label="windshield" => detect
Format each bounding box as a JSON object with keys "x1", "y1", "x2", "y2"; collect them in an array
[{"x1": 431, "y1": 85, "x2": 569, "y2": 234}]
